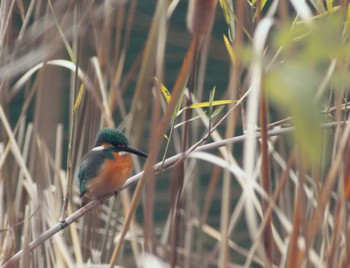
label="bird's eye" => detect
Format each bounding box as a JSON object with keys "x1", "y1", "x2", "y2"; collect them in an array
[{"x1": 118, "y1": 144, "x2": 127, "y2": 149}]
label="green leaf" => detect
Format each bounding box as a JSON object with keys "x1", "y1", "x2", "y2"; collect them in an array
[
  {"x1": 211, "y1": 106, "x2": 225, "y2": 119},
  {"x1": 219, "y1": 0, "x2": 232, "y2": 24},
  {"x1": 275, "y1": 16, "x2": 347, "y2": 62},
  {"x1": 326, "y1": 0, "x2": 334, "y2": 12},
  {"x1": 265, "y1": 62, "x2": 323, "y2": 164},
  {"x1": 223, "y1": 35, "x2": 236, "y2": 66},
  {"x1": 155, "y1": 77, "x2": 171, "y2": 103},
  {"x1": 174, "y1": 114, "x2": 206, "y2": 129},
  {"x1": 174, "y1": 89, "x2": 185, "y2": 117},
  {"x1": 176, "y1": 100, "x2": 233, "y2": 117},
  {"x1": 209, "y1": 86, "x2": 216, "y2": 116},
  {"x1": 73, "y1": 84, "x2": 85, "y2": 112},
  {"x1": 252, "y1": 0, "x2": 268, "y2": 20}
]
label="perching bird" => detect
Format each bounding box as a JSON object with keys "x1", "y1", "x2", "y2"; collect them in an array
[{"x1": 77, "y1": 128, "x2": 147, "y2": 205}]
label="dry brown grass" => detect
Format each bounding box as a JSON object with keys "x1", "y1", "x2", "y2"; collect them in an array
[{"x1": 1, "y1": 0, "x2": 350, "y2": 267}]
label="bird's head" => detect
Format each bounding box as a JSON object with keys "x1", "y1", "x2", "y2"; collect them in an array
[{"x1": 94, "y1": 128, "x2": 148, "y2": 158}]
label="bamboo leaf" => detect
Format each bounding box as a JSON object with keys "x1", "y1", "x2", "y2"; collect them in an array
[
  {"x1": 219, "y1": 0, "x2": 231, "y2": 24},
  {"x1": 252, "y1": 0, "x2": 268, "y2": 19},
  {"x1": 211, "y1": 106, "x2": 225, "y2": 119},
  {"x1": 73, "y1": 84, "x2": 85, "y2": 112},
  {"x1": 155, "y1": 77, "x2": 171, "y2": 104},
  {"x1": 219, "y1": 0, "x2": 235, "y2": 41},
  {"x1": 326, "y1": 0, "x2": 334, "y2": 12},
  {"x1": 174, "y1": 114, "x2": 206, "y2": 129},
  {"x1": 174, "y1": 89, "x2": 185, "y2": 117},
  {"x1": 223, "y1": 34, "x2": 236, "y2": 66},
  {"x1": 190, "y1": 100, "x2": 232, "y2": 109},
  {"x1": 176, "y1": 100, "x2": 232, "y2": 117},
  {"x1": 209, "y1": 86, "x2": 216, "y2": 116}
]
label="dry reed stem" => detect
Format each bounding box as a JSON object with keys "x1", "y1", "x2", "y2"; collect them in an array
[
  {"x1": 108, "y1": 35, "x2": 198, "y2": 267},
  {"x1": 1, "y1": 1, "x2": 349, "y2": 266},
  {"x1": 187, "y1": 0, "x2": 218, "y2": 36}
]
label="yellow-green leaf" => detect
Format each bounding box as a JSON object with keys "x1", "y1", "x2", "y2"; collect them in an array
[
  {"x1": 326, "y1": 0, "x2": 333, "y2": 12},
  {"x1": 209, "y1": 86, "x2": 216, "y2": 116},
  {"x1": 189, "y1": 100, "x2": 232, "y2": 109},
  {"x1": 251, "y1": 0, "x2": 268, "y2": 10},
  {"x1": 252, "y1": 0, "x2": 268, "y2": 20},
  {"x1": 223, "y1": 34, "x2": 236, "y2": 66},
  {"x1": 219, "y1": 0, "x2": 231, "y2": 24},
  {"x1": 174, "y1": 114, "x2": 206, "y2": 129},
  {"x1": 155, "y1": 77, "x2": 171, "y2": 103},
  {"x1": 211, "y1": 106, "x2": 225, "y2": 119},
  {"x1": 73, "y1": 84, "x2": 85, "y2": 112},
  {"x1": 177, "y1": 100, "x2": 233, "y2": 116}
]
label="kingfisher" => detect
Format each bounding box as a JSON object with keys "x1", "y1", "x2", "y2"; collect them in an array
[{"x1": 77, "y1": 128, "x2": 148, "y2": 205}]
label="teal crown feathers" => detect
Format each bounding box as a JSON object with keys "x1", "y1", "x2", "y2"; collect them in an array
[{"x1": 95, "y1": 128, "x2": 128, "y2": 147}]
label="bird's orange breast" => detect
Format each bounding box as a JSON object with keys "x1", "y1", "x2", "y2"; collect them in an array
[{"x1": 85, "y1": 152, "x2": 132, "y2": 199}]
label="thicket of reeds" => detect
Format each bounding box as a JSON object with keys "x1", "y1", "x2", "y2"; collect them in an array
[{"x1": 1, "y1": 0, "x2": 350, "y2": 267}]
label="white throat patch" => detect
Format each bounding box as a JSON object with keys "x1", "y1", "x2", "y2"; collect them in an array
[{"x1": 118, "y1": 151, "x2": 128, "y2": 156}]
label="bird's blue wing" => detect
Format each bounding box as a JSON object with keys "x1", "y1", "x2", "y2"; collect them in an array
[{"x1": 77, "y1": 148, "x2": 117, "y2": 197}]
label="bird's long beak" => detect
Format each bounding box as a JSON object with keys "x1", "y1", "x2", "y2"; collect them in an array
[{"x1": 125, "y1": 145, "x2": 148, "y2": 158}]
